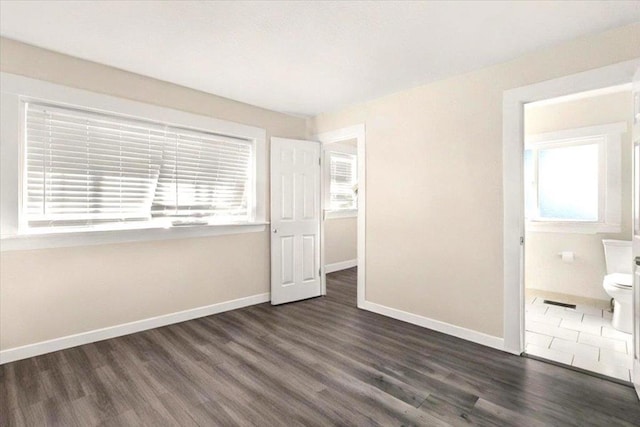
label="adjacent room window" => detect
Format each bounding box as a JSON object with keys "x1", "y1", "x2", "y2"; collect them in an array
[
  {"x1": 524, "y1": 122, "x2": 625, "y2": 233},
  {"x1": 24, "y1": 102, "x2": 254, "y2": 232},
  {"x1": 325, "y1": 150, "x2": 357, "y2": 215}
]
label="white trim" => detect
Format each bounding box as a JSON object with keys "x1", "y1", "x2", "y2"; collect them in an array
[
  {"x1": 502, "y1": 58, "x2": 640, "y2": 356},
  {"x1": 634, "y1": 66, "x2": 640, "y2": 399},
  {"x1": 325, "y1": 209, "x2": 357, "y2": 219},
  {"x1": 360, "y1": 301, "x2": 504, "y2": 351},
  {"x1": 526, "y1": 222, "x2": 621, "y2": 234},
  {"x1": 0, "y1": 223, "x2": 267, "y2": 251},
  {"x1": 325, "y1": 259, "x2": 357, "y2": 273},
  {"x1": 323, "y1": 142, "x2": 357, "y2": 155},
  {"x1": 315, "y1": 124, "x2": 365, "y2": 306},
  {"x1": 0, "y1": 72, "x2": 265, "y2": 140},
  {"x1": 0, "y1": 72, "x2": 268, "y2": 249},
  {"x1": 526, "y1": 122, "x2": 627, "y2": 145},
  {"x1": 526, "y1": 83, "x2": 632, "y2": 109},
  {"x1": 0, "y1": 292, "x2": 270, "y2": 365}
]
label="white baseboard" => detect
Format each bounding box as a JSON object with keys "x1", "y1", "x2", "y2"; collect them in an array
[
  {"x1": 0, "y1": 292, "x2": 270, "y2": 365},
  {"x1": 360, "y1": 300, "x2": 505, "y2": 351},
  {"x1": 325, "y1": 259, "x2": 357, "y2": 273}
]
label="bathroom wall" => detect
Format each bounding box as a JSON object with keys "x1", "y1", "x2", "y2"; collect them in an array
[{"x1": 524, "y1": 91, "x2": 634, "y2": 301}]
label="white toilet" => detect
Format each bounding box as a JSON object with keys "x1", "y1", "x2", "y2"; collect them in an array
[{"x1": 602, "y1": 239, "x2": 633, "y2": 333}]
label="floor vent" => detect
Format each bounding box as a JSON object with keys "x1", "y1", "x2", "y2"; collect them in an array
[{"x1": 543, "y1": 300, "x2": 576, "y2": 309}]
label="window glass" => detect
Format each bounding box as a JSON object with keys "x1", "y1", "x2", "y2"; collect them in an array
[{"x1": 537, "y1": 143, "x2": 599, "y2": 221}]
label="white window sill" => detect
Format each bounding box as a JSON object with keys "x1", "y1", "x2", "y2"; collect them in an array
[
  {"x1": 0, "y1": 222, "x2": 268, "y2": 251},
  {"x1": 526, "y1": 221, "x2": 621, "y2": 234},
  {"x1": 325, "y1": 210, "x2": 357, "y2": 219}
]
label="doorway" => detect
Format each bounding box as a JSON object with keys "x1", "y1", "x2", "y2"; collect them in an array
[
  {"x1": 269, "y1": 125, "x2": 366, "y2": 307},
  {"x1": 317, "y1": 125, "x2": 366, "y2": 307},
  {"x1": 502, "y1": 59, "x2": 640, "y2": 392},
  {"x1": 522, "y1": 85, "x2": 633, "y2": 382}
]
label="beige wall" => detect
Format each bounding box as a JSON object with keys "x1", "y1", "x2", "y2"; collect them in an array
[
  {"x1": 2, "y1": 23, "x2": 639, "y2": 350},
  {"x1": 0, "y1": 38, "x2": 306, "y2": 350},
  {"x1": 324, "y1": 217, "x2": 357, "y2": 265},
  {"x1": 524, "y1": 92, "x2": 633, "y2": 301},
  {"x1": 308, "y1": 23, "x2": 640, "y2": 338}
]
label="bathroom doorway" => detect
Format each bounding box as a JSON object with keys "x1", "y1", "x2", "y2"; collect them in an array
[{"x1": 522, "y1": 84, "x2": 635, "y2": 383}]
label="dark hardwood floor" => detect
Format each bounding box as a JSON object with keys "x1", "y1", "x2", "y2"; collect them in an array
[{"x1": 2, "y1": 267, "x2": 639, "y2": 426}]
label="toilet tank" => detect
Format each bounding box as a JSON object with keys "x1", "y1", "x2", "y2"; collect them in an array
[{"x1": 602, "y1": 239, "x2": 632, "y2": 274}]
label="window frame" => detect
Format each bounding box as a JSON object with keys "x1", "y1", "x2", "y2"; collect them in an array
[
  {"x1": 525, "y1": 122, "x2": 626, "y2": 234},
  {"x1": 0, "y1": 73, "x2": 267, "y2": 251},
  {"x1": 323, "y1": 143, "x2": 357, "y2": 219}
]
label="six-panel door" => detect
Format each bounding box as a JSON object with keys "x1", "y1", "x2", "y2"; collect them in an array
[{"x1": 270, "y1": 137, "x2": 321, "y2": 305}]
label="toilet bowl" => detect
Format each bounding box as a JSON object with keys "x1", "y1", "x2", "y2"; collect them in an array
[{"x1": 602, "y1": 240, "x2": 633, "y2": 334}]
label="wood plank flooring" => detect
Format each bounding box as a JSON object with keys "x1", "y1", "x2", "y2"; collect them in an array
[{"x1": 2, "y1": 267, "x2": 639, "y2": 426}]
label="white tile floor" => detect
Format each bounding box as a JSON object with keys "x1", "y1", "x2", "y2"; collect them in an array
[{"x1": 525, "y1": 296, "x2": 633, "y2": 382}]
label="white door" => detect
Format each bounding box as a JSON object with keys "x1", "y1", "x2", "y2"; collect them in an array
[
  {"x1": 632, "y1": 66, "x2": 640, "y2": 398},
  {"x1": 270, "y1": 137, "x2": 321, "y2": 305}
]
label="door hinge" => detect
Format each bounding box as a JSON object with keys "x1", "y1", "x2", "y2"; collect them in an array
[
  {"x1": 520, "y1": 236, "x2": 524, "y2": 245},
  {"x1": 319, "y1": 268, "x2": 322, "y2": 276},
  {"x1": 319, "y1": 157, "x2": 321, "y2": 166}
]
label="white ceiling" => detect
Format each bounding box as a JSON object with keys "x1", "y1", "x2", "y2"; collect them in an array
[{"x1": 1, "y1": 1, "x2": 639, "y2": 117}]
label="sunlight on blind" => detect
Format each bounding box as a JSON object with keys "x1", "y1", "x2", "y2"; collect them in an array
[
  {"x1": 152, "y1": 129, "x2": 252, "y2": 221},
  {"x1": 25, "y1": 103, "x2": 253, "y2": 230}
]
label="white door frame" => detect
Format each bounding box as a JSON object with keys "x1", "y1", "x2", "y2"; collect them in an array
[
  {"x1": 315, "y1": 124, "x2": 366, "y2": 308},
  {"x1": 502, "y1": 58, "x2": 640, "y2": 355}
]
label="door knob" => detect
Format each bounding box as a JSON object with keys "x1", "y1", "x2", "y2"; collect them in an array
[{"x1": 273, "y1": 228, "x2": 278, "y2": 233}]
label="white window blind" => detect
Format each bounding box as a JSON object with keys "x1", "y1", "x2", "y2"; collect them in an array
[
  {"x1": 24, "y1": 102, "x2": 253, "y2": 231},
  {"x1": 328, "y1": 151, "x2": 357, "y2": 211},
  {"x1": 151, "y1": 129, "x2": 252, "y2": 221}
]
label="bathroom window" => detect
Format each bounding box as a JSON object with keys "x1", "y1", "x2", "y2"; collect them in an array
[{"x1": 524, "y1": 122, "x2": 626, "y2": 233}]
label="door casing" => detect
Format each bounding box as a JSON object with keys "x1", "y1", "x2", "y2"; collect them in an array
[
  {"x1": 315, "y1": 124, "x2": 366, "y2": 307},
  {"x1": 502, "y1": 58, "x2": 640, "y2": 356}
]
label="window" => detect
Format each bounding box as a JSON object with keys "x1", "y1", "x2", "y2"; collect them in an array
[
  {"x1": 328, "y1": 152, "x2": 357, "y2": 210},
  {"x1": 524, "y1": 122, "x2": 625, "y2": 233},
  {"x1": 24, "y1": 103, "x2": 253, "y2": 231},
  {"x1": 526, "y1": 139, "x2": 600, "y2": 221},
  {"x1": 1, "y1": 73, "x2": 267, "y2": 249},
  {"x1": 324, "y1": 144, "x2": 357, "y2": 218}
]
